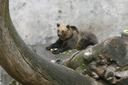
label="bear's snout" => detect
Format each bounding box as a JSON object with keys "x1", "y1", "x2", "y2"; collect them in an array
[{"x1": 58, "y1": 34, "x2": 61, "y2": 37}]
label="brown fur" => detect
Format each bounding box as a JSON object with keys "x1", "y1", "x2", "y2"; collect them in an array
[
  {"x1": 57, "y1": 25, "x2": 72, "y2": 40},
  {"x1": 46, "y1": 24, "x2": 98, "y2": 54}
]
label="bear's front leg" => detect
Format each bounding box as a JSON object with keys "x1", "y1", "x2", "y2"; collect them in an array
[
  {"x1": 52, "y1": 49, "x2": 61, "y2": 54},
  {"x1": 52, "y1": 47, "x2": 71, "y2": 54},
  {"x1": 45, "y1": 39, "x2": 63, "y2": 50},
  {"x1": 45, "y1": 46, "x2": 52, "y2": 50}
]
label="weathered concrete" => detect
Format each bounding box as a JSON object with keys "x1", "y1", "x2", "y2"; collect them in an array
[{"x1": 9, "y1": 0, "x2": 128, "y2": 45}]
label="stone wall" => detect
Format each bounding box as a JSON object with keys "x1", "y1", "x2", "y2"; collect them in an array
[{"x1": 9, "y1": 0, "x2": 128, "y2": 45}]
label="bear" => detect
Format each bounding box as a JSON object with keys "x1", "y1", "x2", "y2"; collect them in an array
[{"x1": 46, "y1": 23, "x2": 98, "y2": 54}]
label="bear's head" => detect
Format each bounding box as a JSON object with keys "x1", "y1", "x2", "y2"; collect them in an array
[{"x1": 57, "y1": 23, "x2": 73, "y2": 40}]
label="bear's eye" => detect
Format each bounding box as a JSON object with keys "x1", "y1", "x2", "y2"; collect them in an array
[
  {"x1": 57, "y1": 30, "x2": 59, "y2": 33},
  {"x1": 62, "y1": 30, "x2": 64, "y2": 33}
]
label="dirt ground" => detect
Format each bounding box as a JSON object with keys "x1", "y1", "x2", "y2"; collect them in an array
[{"x1": 30, "y1": 44, "x2": 76, "y2": 63}]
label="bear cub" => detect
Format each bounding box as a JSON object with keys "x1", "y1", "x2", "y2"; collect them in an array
[{"x1": 46, "y1": 24, "x2": 98, "y2": 54}]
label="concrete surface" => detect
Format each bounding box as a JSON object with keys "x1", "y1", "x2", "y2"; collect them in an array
[{"x1": 9, "y1": 0, "x2": 128, "y2": 45}]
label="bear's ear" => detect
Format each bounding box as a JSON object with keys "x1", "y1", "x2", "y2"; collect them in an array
[
  {"x1": 66, "y1": 25, "x2": 70, "y2": 29},
  {"x1": 57, "y1": 23, "x2": 60, "y2": 27},
  {"x1": 71, "y1": 26, "x2": 79, "y2": 33}
]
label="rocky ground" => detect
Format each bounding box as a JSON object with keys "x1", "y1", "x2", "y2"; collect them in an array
[{"x1": 30, "y1": 44, "x2": 77, "y2": 63}]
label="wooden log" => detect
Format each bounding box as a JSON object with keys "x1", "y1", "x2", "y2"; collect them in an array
[
  {"x1": 0, "y1": 0, "x2": 128, "y2": 85},
  {"x1": 68, "y1": 36, "x2": 128, "y2": 84},
  {"x1": 0, "y1": 0, "x2": 103, "y2": 85}
]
